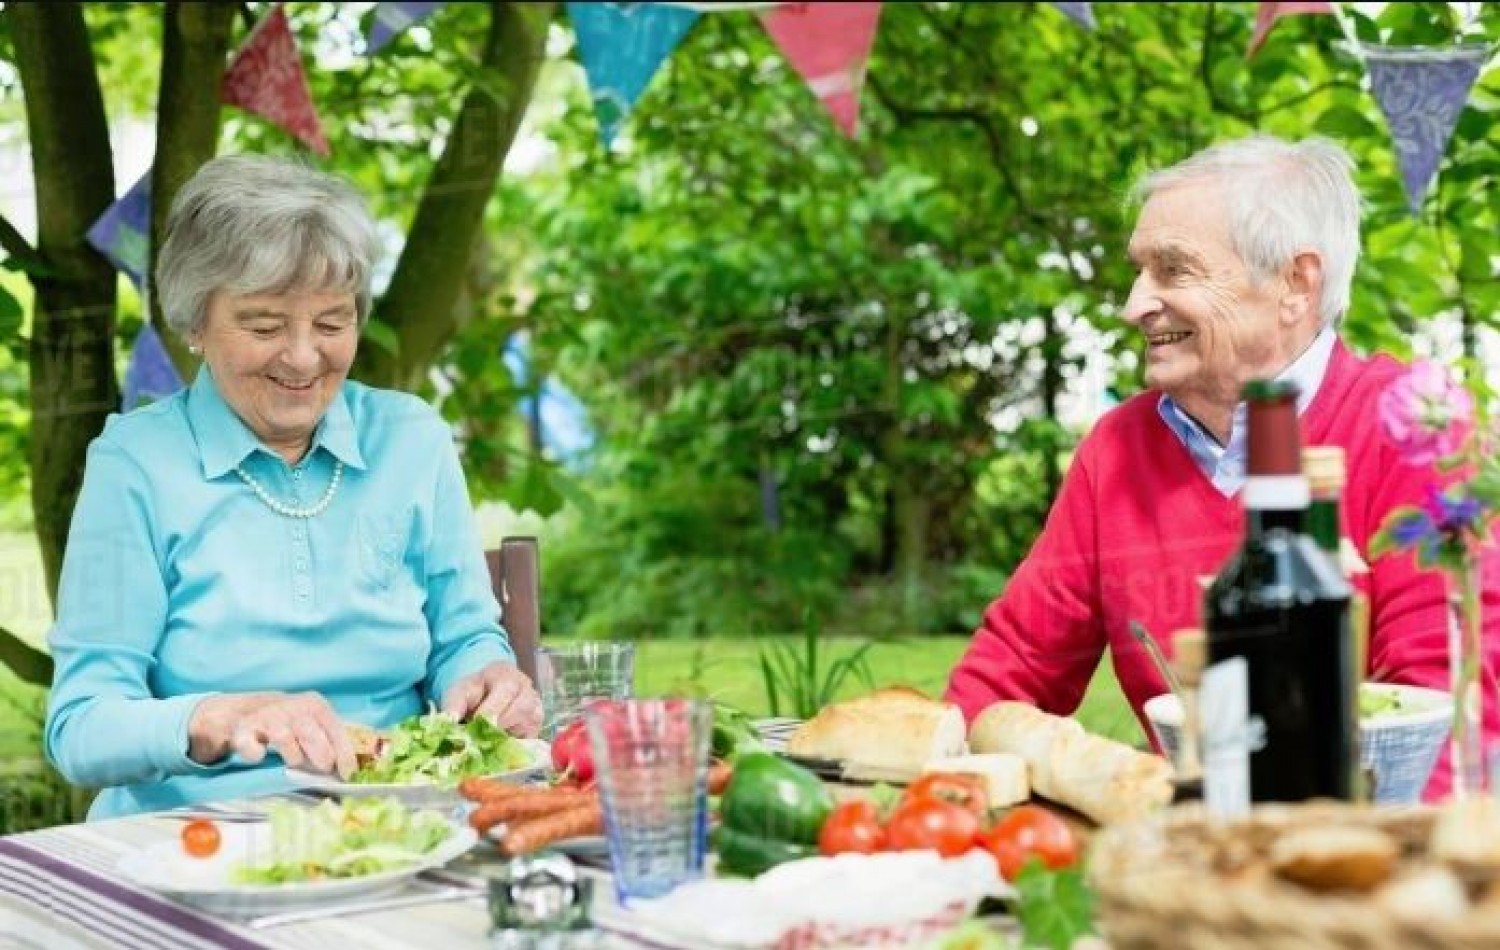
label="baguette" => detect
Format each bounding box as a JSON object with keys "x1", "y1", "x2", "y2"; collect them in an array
[
  {"x1": 968, "y1": 701, "x2": 1172, "y2": 825},
  {"x1": 787, "y1": 687, "x2": 967, "y2": 775}
]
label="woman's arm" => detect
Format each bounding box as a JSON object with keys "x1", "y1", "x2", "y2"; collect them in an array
[
  {"x1": 44, "y1": 437, "x2": 224, "y2": 788},
  {"x1": 419, "y1": 428, "x2": 515, "y2": 706}
]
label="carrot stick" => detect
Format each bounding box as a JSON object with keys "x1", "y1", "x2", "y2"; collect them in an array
[
  {"x1": 498, "y1": 801, "x2": 606, "y2": 856},
  {"x1": 468, "y1": 788, "x2": 597, "y2": 833}
]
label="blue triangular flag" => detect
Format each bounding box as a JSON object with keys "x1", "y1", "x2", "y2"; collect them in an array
[
  {"x1": 1050, "y1": 1, "x2": 1096, "y2": 30},
  {"x1": 367, "y1": 1, "x2": 445, "y2": 54},
  {"x1": 566, "y1": 2, "x2": 700, "y2": 147},
  {"x1": 86, "y1": 170, "x2": 152, "y2": 290},
  {"x1": 123, "y1": 323, "x2": 184, "y2": 412},
  {"x1": 1366, "y1": 44, "x2": 1487, "y2": 216}
]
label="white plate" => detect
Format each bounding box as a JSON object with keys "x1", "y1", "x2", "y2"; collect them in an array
[
  {"x1": 116, "y1": 820, "x2": 478, "y2": 917},
  {"x1": 285, "y1": 738, "x2": 551, "y2": 808}
]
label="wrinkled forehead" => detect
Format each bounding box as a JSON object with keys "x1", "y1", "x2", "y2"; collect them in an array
[{"x1": 1127, "y1": 181, "x2": 1236, "y2": 264}]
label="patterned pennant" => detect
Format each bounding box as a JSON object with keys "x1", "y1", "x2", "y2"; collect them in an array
[
  {"x1": 1049, "y1": 2, "x2": 1096, "y2": 30},
  {"x1": 123, "y1": 323, "x2": 185, "y2": 412},
  {"x1": 221, "y1": 4, "x2": 331, "y2": 156},
  {"x1": 1366, "y1": 44, "x2": 1487, "y2": 216},
  {"x1": 566, "y1": 2, "x2": 701, "y2": 148},
  {"x1": 759, "y1": 2, "x2": 884, "y2": 137},
  {"x1": 86, "y1": 170, "x2": 152, "y2": 290},
  {"x1": 366, "y1": 1, "x2": 444, "y2": 55},
  {"x1": 1247, "y1": 1, "x2": 1333, "y2": 58}
]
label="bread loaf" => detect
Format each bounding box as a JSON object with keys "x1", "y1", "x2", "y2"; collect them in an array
[
  {"x1": 968, "y1": 701, "x2": 1172, "y2": 825},
  {"x1": 787, "y1": 687, "x2": 967, "y2": 776}
]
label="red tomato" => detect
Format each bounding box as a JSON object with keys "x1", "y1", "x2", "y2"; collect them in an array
[
  {"x1": 550, "y1": 719, "x2": 595, "y2": 783},
  {"x1": 181, "y1": 819, "x2": 221, "y2": 858},
  {"x1": 884, "y1": 797, "x2": 980, "y2": 858},
  {"x1": 977, "y1": 805, "x2": 1079, "y2": 881},
  {"x1": 819, "y1": 800, "x2": 888, "y2": 856},
  {"x1": 903, "y1": 772, "x2": 989, "y2": 818}
]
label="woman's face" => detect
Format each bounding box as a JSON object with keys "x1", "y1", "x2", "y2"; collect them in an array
[{"x1": 193, "y1": 289, "x2": 359, "y2": 463}]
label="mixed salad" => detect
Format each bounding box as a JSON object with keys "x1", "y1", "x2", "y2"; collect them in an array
[
  {"x1": 232, "y1": 797, "x2": 452, "y2": 884},
  {"x1": 351, "y1": 708, "x2": 535, "y2": 786}
]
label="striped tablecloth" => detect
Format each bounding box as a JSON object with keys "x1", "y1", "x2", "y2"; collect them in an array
[{"x1": 0, "y1": 720, "x2": 811, "y2": 950}]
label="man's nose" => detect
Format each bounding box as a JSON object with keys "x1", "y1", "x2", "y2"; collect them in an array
[{"x1": 1122, "y1": 274, "x2": 1161, "y2": 326}]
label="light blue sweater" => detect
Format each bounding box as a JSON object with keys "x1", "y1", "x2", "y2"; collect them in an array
[{"x1": 44, "y1": 367, "x2": 514, "y2": 819}]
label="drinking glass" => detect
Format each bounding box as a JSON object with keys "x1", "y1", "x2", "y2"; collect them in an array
[
  {"x1": 537, "y1": 641, "x2": 635, "y2": 740},
  {"x1": 584, "y1": 698, "x2": 712, "y2": 903}
]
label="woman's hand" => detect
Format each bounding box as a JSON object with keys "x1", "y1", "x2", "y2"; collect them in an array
[
  {"x1": 187, "y1": 691, "x2": 357, "y2": 778},
  {"x1": 441, "y1": 662, "x2": 543, "y2": 738}
]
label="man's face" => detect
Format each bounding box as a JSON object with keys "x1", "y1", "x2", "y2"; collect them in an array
[{"x1": 1122, "y1": 181, "x2": 1300, "y2": 412}]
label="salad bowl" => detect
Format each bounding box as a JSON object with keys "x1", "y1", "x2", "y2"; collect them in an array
[
  {"x1": 117, "y1": 798, "x2": 478, "y2": 917},
  {"x1": 286, "y1": 709, "x2": 551, "y2": 808}
]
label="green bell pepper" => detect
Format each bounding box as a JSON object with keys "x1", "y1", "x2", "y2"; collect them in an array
[
  {"x1": 710, "y1": 825, "x2": 820, "y2": 878},
  {"x1": 718, "y1": 752, "x2": 834, "y2": 845}
]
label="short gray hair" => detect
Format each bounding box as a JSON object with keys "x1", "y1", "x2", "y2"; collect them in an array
[
  {"x1": 1128, "y1": 134, "x2": 1362, "y2": 326},
  {"x1": 155, "y1": 155, "x2": 383, "y2": 338}
]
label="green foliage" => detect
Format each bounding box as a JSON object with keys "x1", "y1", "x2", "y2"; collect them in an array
[
  {"x1": 758, "y1": 612, "x2": 875, "y2": 719},
  {"x1": 1013, "y1": 861, "x2": 1098, "y2": 950}
]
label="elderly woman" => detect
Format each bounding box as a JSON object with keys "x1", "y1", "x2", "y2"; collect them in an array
[{"x1": 44, "y1": 155, "x2": 542, "y2": 819}]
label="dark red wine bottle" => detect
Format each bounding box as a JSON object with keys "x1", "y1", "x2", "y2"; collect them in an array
[{"x1": 1204, "y1": 379, "x2": 1356, "y2": 804}]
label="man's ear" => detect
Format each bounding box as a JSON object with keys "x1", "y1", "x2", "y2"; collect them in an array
[{"x1": 1281, "y1": 249, "x2": 1325, "y2": 327}]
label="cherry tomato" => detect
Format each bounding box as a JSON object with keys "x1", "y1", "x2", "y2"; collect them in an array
[
  {"x1": 977, "y1": 805, "x2": 1079, "y2": 881},
  {"x1": 819, "y1": 800, "x2": 888, "y2": 856},
  {"x1": 181, "y1": 819, "x2": 222, "y2": 858},
  {"x1": 884, "y1": 797, "x2": 980, "y2": 858},
  {"x1": 903, "y1": 772, "x2": 989, "y2": 818}
]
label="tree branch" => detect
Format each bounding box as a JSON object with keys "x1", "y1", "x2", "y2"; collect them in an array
[
  {"x1": 356, "y1": 1, "x2": 558, "y2": 391},
  {"x1": 1200, "y1": 2, "x2": 1258, "y2": 125},
  {"x1": 0, "y1": 213, "x2": 40, "y2": 270}
]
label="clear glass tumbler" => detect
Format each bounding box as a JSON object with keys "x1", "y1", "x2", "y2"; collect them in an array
[
  {"x1": 536, "y1": 641, "x2": 636, "y2": 740},
  {"x1": 584, "y1": 698, "x2": 712, "y2": 903}
]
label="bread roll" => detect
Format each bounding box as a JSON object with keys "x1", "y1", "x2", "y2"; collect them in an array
[
  {"x1": 968, "y1": 701, "x2": 1172, "y2": 825},
  {"x1": 787, "y1": 687, "x2": 967, "y2": 776}
]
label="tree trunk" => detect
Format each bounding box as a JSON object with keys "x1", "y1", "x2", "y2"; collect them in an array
[
  {"x1": 9, "y1": 3, "x2": 119, "y2": 633},
  {"x1": 149, "y1": 0, "x2": 237, "y2": 374},
  {"x1": 355, "y1": 1, "x2": 556, "y2": 391},
  {"x1": 1039, "y1": 305, "x2": 1063, "y2": 501}
]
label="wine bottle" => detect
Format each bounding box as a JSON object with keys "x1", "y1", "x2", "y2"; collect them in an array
[{"x1": 1204, "y1": 380, "x2": 1357, "y2": 804}]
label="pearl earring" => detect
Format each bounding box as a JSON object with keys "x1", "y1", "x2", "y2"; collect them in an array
[{"x1": 189, "y1": 345, "x2": 201, "y2": 355}]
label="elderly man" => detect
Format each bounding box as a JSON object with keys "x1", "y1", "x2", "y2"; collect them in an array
[{"x1": 943, "y1": 133, "x2": 1498, "y2": 800}]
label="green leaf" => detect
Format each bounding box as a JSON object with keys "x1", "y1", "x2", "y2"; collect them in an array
[
  {"x1": 0, "y1": 286, "x2": 22, "y2": 338},
  {"x1": 362, "y1": 318, "x2": 401, "y2": 357},
  {"x1": 1013, "y1": 862, "x2": 1097, "y2": 950}
]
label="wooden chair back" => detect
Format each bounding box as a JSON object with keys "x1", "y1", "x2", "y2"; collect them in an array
[{"x1": 485, "y1": 536, "x2": 541, "y2": 686}]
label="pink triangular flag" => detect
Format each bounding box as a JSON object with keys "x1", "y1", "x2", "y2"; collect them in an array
[
  {"x1": 760, "y1": 2, "x2": 884, "y2": 137},
  {"x1": 1248, "y1": 1, "x2": 1334, "y2": 58},
  {"x1": 222, "y1": 4, "x2": 331, "y2": 156}
]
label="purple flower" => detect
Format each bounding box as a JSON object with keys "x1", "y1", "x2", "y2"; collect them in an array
[
  {"x1": 1377, "y1": 360, "x2": 1475, "y2": 466},
  {"x1": 1425, "y1": 484, "x2": 1485, "y2": 535}
]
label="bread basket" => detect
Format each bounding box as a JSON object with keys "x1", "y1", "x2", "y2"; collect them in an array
[{"x1": 1088, "y1": 802, "x2": 1500, "y2": 950}]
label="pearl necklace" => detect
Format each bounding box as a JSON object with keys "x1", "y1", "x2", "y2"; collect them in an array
[{"x1": 235, "y1": 460, "x2": 344, "y2": 519}]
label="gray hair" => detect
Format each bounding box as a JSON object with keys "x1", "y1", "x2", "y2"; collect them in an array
[
  {"x1": 1127, "y1": 134, "x2": 1362, "y2": 326},
  {"x1": 155, "y1": 155, "x2": 383, "y2": 338}
]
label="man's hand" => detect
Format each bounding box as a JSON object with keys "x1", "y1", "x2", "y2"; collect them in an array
[
  {"x1": 441, "y1": 662, "x2": 543, "y2": 737},
  {"x1": 187, "y1": 691, "x2": 358, "y2": 778}
]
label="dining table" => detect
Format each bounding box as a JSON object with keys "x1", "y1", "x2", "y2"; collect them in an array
[{"x1": 0, "y1": 718, "x2": 1019, "y2": 950}]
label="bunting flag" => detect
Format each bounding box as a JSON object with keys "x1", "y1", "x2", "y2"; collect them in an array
[
  {"x1": 221, "y1": 4, "x2": 331, "y2": 157},
  {"x1": 85, "y1": 171, "x2": 152, "y2": 290},
  {"x1": 566, "y1": 2, "x2": 701, "y2": 148},
  {"x1": 1365, "y1": 44, "x2": 1488, "y2": 216},
  {"x1": 123, "y1": 323, "x2": 185, "y2": 412},
  {"x1": 1049, "y1": 2, "x2": 1096, "y2": 31},
  {"x1": 366, "y1": 1, "x2": 445, "y2": 55},
  {"x1": 759, "y1": 2, "x2": 884, "y2": 138},
  {"x1": 1247, "y1": 1, "x2": 1334, "y2": 58}
]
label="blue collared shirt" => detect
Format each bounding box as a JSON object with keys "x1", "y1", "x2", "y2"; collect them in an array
[
  {"x1": 1157, "y1": 325, "x2": 1338, "y2": 495},
  {"x1": 45, "y1": 367, "x2": 514, "y2": 819}
]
